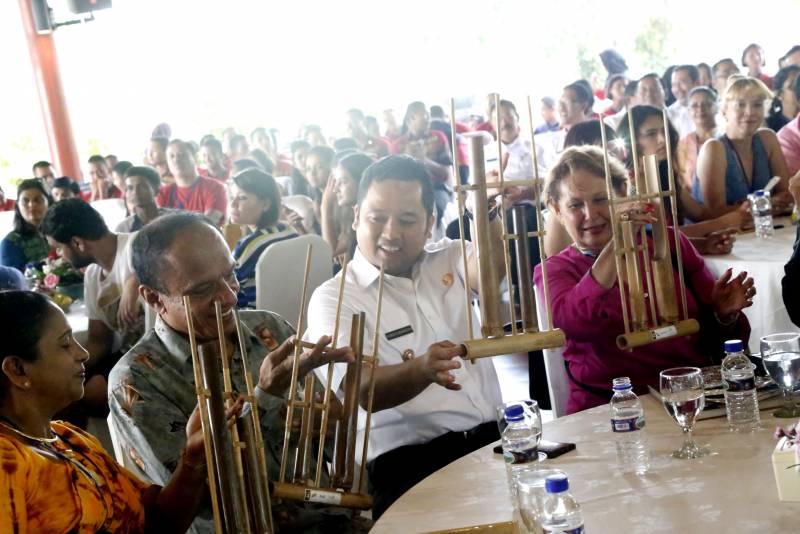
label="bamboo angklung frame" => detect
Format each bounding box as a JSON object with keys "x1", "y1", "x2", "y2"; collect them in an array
[
  {"x1": 449, "y1": 95, "x2": 565, "y2": 361},
  {"x1": 272, "y1": 244, "x2": 384, "y2": 510},
  {"x1": 597, "y1": 107, "x2": 699, "y2": 350},
  {"x1": 183, "y1": 296, "x2": 274, "y2": 534}
]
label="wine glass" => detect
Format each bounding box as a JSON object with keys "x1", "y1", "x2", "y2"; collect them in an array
[
  {"x1": 495, "y1": 400, "x2": 546, "y2": 462},
  {"x1": 759, "y1": 333, "x2": 800, "y2": 418},
  {"x1": 659, "y1": 367, "x2": 710, "y2": 459}
]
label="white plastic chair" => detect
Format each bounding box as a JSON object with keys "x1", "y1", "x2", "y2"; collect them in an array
[
  {"x1": 255, "y1": 234, "x2": 333, "y2": 329},
  {"x1": 91, "y1": 198, "x2": 127, "y2": 232},
  {"x1": 534, "y1": 285, "x2": 570, "y2": 418}
]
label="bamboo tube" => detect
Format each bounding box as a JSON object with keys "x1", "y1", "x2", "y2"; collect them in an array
[
  {"x1": 236, "y1": 404, "x2": 272, "y2": 534},
  {"x1": 616, "y1": 318, "x2": 699, "y2": 350},
  {"x1": 621, "y1": 221, "x2": 646, "y2": 331},
  {"x1": 450, "y1": 98, "x2": 474, "y2": 341},
  {"x1": 662, "y1": 107, "x2": 689, "y2": 321},
  {"x1": 512, "y1": 205, "x2": 538, "y2": 333},
  {"x1": 467, "y1": 134, "x2": 504, "y2": 337},
  {"x1": 462, "y1": 329, "x2": 565, "y2": 359},
  {"x1": 333, "y1": 315, "x2": 362, "y2": 485},
  {"x1": 271, "y1": 481, "x2": 373, "y2": 510},
  {"x1": 358, "y1": 264, "x2": 386, "y2": 493},
  {"x1": 279, "y1": 244, "x2": 313, "y2": 483},
  {"x1": 494, "y1": 94, "x2": 518, "y2": 336},
  {"x1": 342, "y1": 313, "x2": 364, "y2": 488},
  {"x1": 294, "y1": 375, "x2": 315, "y2": 482},
  {"x1": 314, "y1": 258, "x2": 349, "y2": 487},
  {"x1": 183, "y1": 296, "x2": 223, "y2": 534}
]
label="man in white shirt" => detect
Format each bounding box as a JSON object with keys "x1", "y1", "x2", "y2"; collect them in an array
[
  {"x1": 41, "y1": 199, "x2": 143, "y2": 417},
  {"x1": 306, "y1": 155, "x2": 504, "y2": 518},
  {"x1": 668, "y1": 65, "x2": 699, "y2": 138}
]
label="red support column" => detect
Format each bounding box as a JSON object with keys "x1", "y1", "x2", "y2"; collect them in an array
[{"x1": 17, "y1": 0, "x2": 83, "y2": 181}]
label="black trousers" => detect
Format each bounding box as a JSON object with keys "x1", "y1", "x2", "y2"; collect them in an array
[{"x1": 366, "y1": 422, "x2": 500, "y2": 520}]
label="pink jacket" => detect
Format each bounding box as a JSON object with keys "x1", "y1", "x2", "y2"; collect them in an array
[{"x1": 778, "y1": 115, "x2": 800, "y2": 177}]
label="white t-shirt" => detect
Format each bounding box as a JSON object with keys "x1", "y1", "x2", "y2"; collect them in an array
[
  {"x1": 84, "y1": 232, "x2": 136, "y2": 331},
  {"x1": 306, "y1": 239, "x2": 502, "y2": 462}
]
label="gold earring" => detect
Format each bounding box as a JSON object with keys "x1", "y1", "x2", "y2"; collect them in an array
[{"x1": 23, "y1": 381, "x2": 30, "y2": 388}]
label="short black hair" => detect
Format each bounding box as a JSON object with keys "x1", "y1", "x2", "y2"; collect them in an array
[
  {"x1": 232, "y1": 169, "x2": 282, "y2": 228},
  {"x1": 781, "y1": 46, "x2": 800, "y2": 66},
  {"x1": 290, "y1": 140, "x2": 311, "y2": 154},
  {"x1": 333, "y1": 137, "x2": 359, "y2": 152},
  {"x1": 742, "y1": 43, "x2": 765, "y2": 67},
  {"x1": 249, "y1": 148, "x2": 275, "y2": 174},
  {"x1": 132, "y1": 212, "x2": 212, "y2": 293},
  {"x1": 201, "y1": 137, "x2": 223, "y2": 153},
  {"x1": 430, "y1": 105, "x2": 445, "y2": 119},
  {"x1": 150, "y1": 136, "x2": 169, "y2": 150},
  {"x1": 308, "y1": 145, "x2": 336, "y2": 166},
  {"x1": 32, "y1": 161, "x2": 52, "y2": 174},
  {"x1": 125, "y1": 165, "x2": 161, "y2": 194},
  {"x1": 52, "y1": 176, "x2": 81, "y2": 196},
  {"x1": 564, "y1": 120, "x2": 616, "y2": 148},
  {"x1": 112, "y1": 160, "x2": 133, "y2": 176},
  {"x1": 604, "y1": 74, "x2": 627, "y2": 99},
  {"x1": 357, "y1": 155, "x2": 434, "y2": 218},
  {"x1": 87, "y1": 154, "x2": 107, "y2": 166},
  {"x1": 674, "y1": 64, "x2": 699, "y2": 83},
  {"x1": 41, "y1": 198, "x2": 109, "y2": 243},
  {"x1": 712, "y1": 58, "x2": 736, "y2": 75},
  {"x1": 564, "y1": 80, "x2": 594, "y2": 110},
  {"x1": 689, "y1": 86, "x2": 717, "y2": 101}
]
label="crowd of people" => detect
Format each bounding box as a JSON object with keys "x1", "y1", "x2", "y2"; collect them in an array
[{"x1": 2, "y1": 42, "x2": 800, "y2": 532}]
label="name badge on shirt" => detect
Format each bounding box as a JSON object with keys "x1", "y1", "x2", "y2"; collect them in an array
[{"x1": 386, "y1": 325, "x2": 414, "y2": 341}]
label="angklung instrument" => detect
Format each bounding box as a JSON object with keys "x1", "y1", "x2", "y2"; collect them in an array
[
  {"x1": 183, "y1": 296, "x2": 274, "y2": 534},
  {"x1": 597, "y1": 107, "x2": 699, "y2": 350},
  {"x1": 273, "y1": 244, "x2": 385, "y2": 510},
  {"x1": 449, "y1": 94, "x2": 565, "y2": 361}
]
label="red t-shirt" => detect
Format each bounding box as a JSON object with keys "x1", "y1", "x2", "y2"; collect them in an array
[
  {"x1": 157, "y1": 176, "x2": 228, "y2": 225},
  {"x1": 198, "y1": 166, "x2": 231, "y2": 182},
  {"x1": 0, "y1": 199, "x2": 15, "y2": 211}
]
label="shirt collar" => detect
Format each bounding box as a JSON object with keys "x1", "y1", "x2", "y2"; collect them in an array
[
  {"x1": 349, "y1": 246, "x2": 427, "y2": 289},
  {"x1": 154, "y1": 313, "x2": 256, "y2": 367}
]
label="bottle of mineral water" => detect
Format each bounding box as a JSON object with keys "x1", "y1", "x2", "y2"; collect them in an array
[
  {"x1": 540, "y1": 474, "x2": 584, "y2": 534},
  {"x1": 721, "y1": 339, "x2": 761, "y2": 432},
  {"x1": 609, "y1": 377, "x2": 650, "y2": 475},
  {"x1": 750, "y1": 189, "x2": 773, "y2": 238},
  {"x1": 502, "y1": 404, "x2": 540, "y2": 505}
]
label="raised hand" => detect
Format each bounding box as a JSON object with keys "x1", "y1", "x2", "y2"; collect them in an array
[
  {"x1": 417, "y1": 341, "x2": 465, "y2": 391},
  {"x1": 711, "y1": 268, "x2": 756, "y2": 322}
]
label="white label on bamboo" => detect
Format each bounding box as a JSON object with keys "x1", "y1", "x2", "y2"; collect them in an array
[
  {"x1": 651, "y1": 325, "x2": 678, "y2": 341},
  {"x1": 303, "y1": 489, "x2": 343, "y2": 505}
]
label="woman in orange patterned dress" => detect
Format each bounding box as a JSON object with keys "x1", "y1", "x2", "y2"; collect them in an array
[{"x1": 0, "y1": 290, "x2": 232, "y2": 533}]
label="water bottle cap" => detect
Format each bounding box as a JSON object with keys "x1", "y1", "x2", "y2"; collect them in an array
[
  {"x1": 545, "y1": 474, "x2": 569, "y2": 493},
  {"x1": 724, "y1": 339, "x2": 743, "y2": 353},
  {"x1": 504, "y1": 404, "x2": 525, "y2": 422},
  {"x1": 612, "y1": 377, "x2": 632, "y2": 390},
  {"x1": 754, "y1": 190, "x2": 765, "y2": 197}
]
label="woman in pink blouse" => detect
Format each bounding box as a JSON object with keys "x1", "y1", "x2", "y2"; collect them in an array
[{"x1": 534, "y1": 146, "x2": 754, "y2": 413}]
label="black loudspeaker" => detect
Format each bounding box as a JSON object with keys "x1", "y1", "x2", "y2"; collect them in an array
[
  {"x1": 30, "y1": 0, "x2": 53, "y2": 33},
  {"x1": 67, "y1": 0, "x2": 112, "y2": 14}
]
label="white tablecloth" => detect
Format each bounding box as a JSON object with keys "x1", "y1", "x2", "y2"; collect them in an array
[
  {"x1": 374, "y1": 395, "x2": 800, "y2": 533},
  {"x1": 704, "y1": 219, "x2": 800, "y2": 352}
]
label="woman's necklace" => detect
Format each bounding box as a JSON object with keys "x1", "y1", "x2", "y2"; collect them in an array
[
  {"x1": 0, "y1": 416, "x2": 57, "y2": 442},
  {"x1": 571, "y1": 243, "x2": 599, "y2": 258}
]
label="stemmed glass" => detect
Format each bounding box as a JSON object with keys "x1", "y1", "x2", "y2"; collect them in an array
[
  {"x1": 759, "y1": 333, "x2": 800, "y2": 418},
  {"x1": 659, "y1": 367, "x2": 710, "y2": 459},
  {"x1": 496, "y1": 399, "x2": 546, "y2": 462}
]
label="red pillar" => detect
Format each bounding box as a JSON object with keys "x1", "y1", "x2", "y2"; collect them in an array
[{"x1": 17, "y1": 0, "x2": 83, "y2": 181}]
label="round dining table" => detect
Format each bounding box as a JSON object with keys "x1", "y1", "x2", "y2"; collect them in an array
[
  {"x1": 703, "y1": 218, "x2": 798, "y2": 352},
  {"x1": 372, "y1": 394, "x2": 800, "y2": 533}
]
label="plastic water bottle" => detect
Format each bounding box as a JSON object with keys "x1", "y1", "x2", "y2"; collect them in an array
[
  {"x1": 502, "y1": 404, "x2": 540, "y2": 506},
  {"x1": 540, "y1": 474, "x2": 584, "y2": 534},
  {"x1": 749, "y1": 189, "x2": 773, "y2": 238},
  {"x1": 721, "y1": 339, "x2": 761, "y2": 432},
  {"x1": 609, "y1": 377, "x2": 650, "y2": 475}
]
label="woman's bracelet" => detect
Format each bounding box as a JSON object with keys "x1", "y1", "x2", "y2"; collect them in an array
[{"x1": 714, "y1": 311, "x2": 740, "y2": 326}]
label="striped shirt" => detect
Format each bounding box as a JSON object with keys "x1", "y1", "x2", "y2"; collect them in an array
[{"x1": 234, "y1": 223, "x2": 299, "y2": 307}]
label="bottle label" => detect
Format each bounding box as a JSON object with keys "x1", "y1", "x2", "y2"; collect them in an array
[
  {"x1": 503, "y1": 448, "x2": 537, "y2": 465},
  {"x1": 611, "y1": 415, "x2": 645, "y2": 432},
  {"x1": 544, "y1": 526, "x2": 584, "y2": 534},
  {"x1": 724, "y1": 376, "x2": 756, "y2": 392}
]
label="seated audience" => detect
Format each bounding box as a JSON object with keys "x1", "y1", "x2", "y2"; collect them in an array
[
  {"x1": 148, "y1": 136, "x2": 173, "y2": 184},
  {"x1": 382, "y1": 109, "x2": 401, "y2": 140},
  {"x1": 346, "y1": 108, "x2": 392, "y2": 158},
  {"x1": 742, "y1": 43, "x2": 772, "y2": 88},
  {"x1": 677, "y1": 86, "x2": 719, "y2": 189},
  {"x1": 767, "y1": 65, "x2": 800, "y2": 132},
  {"x1": 0, "y1": 290, "x2": 213, "y2": 533},
  {"x1": 712, "y1": 58, "x2": 740, "y2": 95},
  {"x1": 51, "y1": 176, "x2": 81, "y2": 202},
  {"x1": 106, "y1": 154, "x2": 119, "y2": 169},
  {"x1": 668, "y1": 65, "x2": 699, "y2": 137},
  {"x1": 534, "y1": 96, "x2": 560, "y2": 134},
  {"x1": 229, "y1": 168, "x2": 298, "y2": 307},
  {"x1": 87, "y1": 155, "x2": 122, "y2": 201},
  {"x1": 0, "y1": 179, "x2": 50, "y2": 272},
  {"x1": 603, "y1": 74, "x2": 627, "y2": 116},
  {"x1": 303, "y1": 124, "x2": 328, "y2": 147},
  {"x1": 694, "y1": 76, "x2": 793, "y2": 216},
  {"x1": 603, "y1": 79, "x2": 639, "y2": 130},
  {"x1": 249, "y1": 148, "x2": 275, "y2": 174},
  {"x1": 32, "y1": 160, "x2": 56, "y2": 192},
  {"x1": 287, "y1": 139, "x2": 312, "y2": 197},
  {"x1": 228, "y1": 134, "x2": 249, "y2": 161},
  {"x1": 777, "y1": 74, "x2": 800, "y2": 177},
  {"x1": 199, "y1": 137, "x2": 231, "y2": 182},
  {"x1": 108, "y1": 213, "x2": 357, "y2": 533},
  {"x1": 305, "y1": 145, "x2": 337, "y2": 208},
  {"x1": 306, "y1": 155, "x2": 503, "y2": 519},
  {"x1": 117, "y1": 166, "x2": 174, "y2": 232},
  {"x1": 321, "y1": 152, "x2": 373, "y2": 259},
  {"x1": 42, "y1": 199, "x2": 144, "y2": 418},
  {"x1": 111, "y1": 160, "x2": 133, "y2": 195},
  {"x1": 156, "y1": 139, "x2": 228, "y2": 225},
  {"x1": 781, "y1": 45, "x2": 800, "y2": 69},
  {"x1": 697, "y1": 62, "x2": 713, "y2": 87},
  {"x1": 637, "y1": 72, "x2": 666, "y2": 108},
  {"x1": 535, "y1": 146, "x2": 753, "y2": 414}
]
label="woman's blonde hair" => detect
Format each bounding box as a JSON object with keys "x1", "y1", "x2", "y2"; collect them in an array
[
  {"x1": 723, "y1": 74, "x2": 772, "y2": 102},
  {"x1": 545, "y1": 145, "x2": 628, "y2": 206}
]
